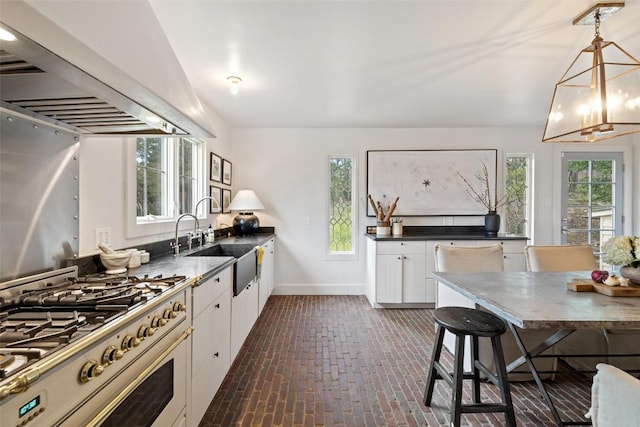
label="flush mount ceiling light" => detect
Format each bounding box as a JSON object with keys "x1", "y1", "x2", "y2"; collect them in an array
[
  {"x1": 542, "y1": 2, "x2": 640, "y2": 143},
  {"x1": 227, "y1": 76, "x2": 242, "y2": 95}
]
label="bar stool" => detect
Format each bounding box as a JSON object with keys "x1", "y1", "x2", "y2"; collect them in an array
[{"x1": 424, "y1": 306, "x2": 516, "y2": 426}]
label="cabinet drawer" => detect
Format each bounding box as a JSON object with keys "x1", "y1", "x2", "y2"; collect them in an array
[
  {"x1": 377, "y1": 241, "x2": 403, "y2": 254},
  {"x1": 192, "y1": 268, "x2": 232, "y2": 318},
  {"x1": 211, "y1": 286, "x2": 231, "y2": 346},
  {"x1": 495, "y1": 240, "x2": 527, "y2": 254},
  {"x1": 377, "y1": 241, "x2": 425, "y2": 254},
  {"x1": 433, "y1": 240, "x2": 479, "y2": 248}
]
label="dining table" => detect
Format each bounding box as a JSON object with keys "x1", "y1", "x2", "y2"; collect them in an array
[{"x1": 432, "y1": 270, "x2": 640, "y2": 426}]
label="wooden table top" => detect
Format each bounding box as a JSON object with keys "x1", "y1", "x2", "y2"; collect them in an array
[{"x1": 433, "y1": 271, "x2": 640, "y2": 329}]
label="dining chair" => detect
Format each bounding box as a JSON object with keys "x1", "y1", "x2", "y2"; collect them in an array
[
  {"x1": 524, "y1": 244, "x2": 598, "y2": 271},
  {"x1": 434, "y1": 243, "x2": 556, "y2": 381},
  {"x1": 525, "y1": 244, "x2": 640, "y2": 372}
]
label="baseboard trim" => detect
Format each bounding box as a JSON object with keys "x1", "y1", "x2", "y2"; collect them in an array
[{"x1": 272, "y1": 284, "x2": 365, "y2": 295}]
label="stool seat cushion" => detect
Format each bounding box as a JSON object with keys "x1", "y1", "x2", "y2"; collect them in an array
[{"x1": 434, "y1": 307, "x2": 506, "y2": 337}]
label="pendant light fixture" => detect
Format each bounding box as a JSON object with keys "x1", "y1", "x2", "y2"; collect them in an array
[
  {"x1": 227, "y1": 76, "x2": 242, "y2": 95},
  {"x1": 542, "y1": 2, "x2": 640, "y2": 143}
]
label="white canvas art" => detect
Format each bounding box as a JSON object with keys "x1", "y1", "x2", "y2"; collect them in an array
[{"x1": 367, "y1": 149, "x2": 497, "y2": 216}]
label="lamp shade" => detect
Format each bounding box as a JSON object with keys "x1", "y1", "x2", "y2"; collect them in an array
[
  {"x1": 228, "y1": 189, "x2": 265, "y2": 235},
  {"x1": 228, "y1": 189, "x2": 265, "y2": 212}
]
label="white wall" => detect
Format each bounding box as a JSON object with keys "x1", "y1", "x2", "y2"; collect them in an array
[{"x1": 231, "y1": 128, "x2": 636, "y2": 293}]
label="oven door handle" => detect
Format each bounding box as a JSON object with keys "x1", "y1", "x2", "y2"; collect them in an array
[{"x1": 84, "y1": 326, "x2": 194, "y2": 427}]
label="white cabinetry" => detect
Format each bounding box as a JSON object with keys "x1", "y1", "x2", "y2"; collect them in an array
[
  {"x1": 190, "y1": 268, "x2": 232, "y2": 427},
  {"x1": 499, "y1": 240, "x2": 526, "y2": 272},
  {"x1": 366, "y1": 237, "x2": 527, "y2": 308},
  {"x1": 231, "y1": 279, "x2": 259, "y2": 360},
  {"x1": 258, "y1": 238, "x2": 275, "y2": 314},
  {"x1": 369, "y1": 241, "x2": 429, "y2": 304}
]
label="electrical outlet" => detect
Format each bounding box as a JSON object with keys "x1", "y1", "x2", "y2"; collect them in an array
[{"x1": 96, "y1": 227, "x2": 112, "y2": 248}]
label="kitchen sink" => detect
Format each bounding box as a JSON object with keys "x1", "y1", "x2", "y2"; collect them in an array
[
  {"x1": 186, "y1": 243, "x2": 257, "y2": 296},
  {"x1": 186, "y1": 243, "x2": 255, "y2": 258}
]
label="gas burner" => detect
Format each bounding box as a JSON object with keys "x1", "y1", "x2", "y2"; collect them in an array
[
  {"x1": 0, "y1": 311, "x2": 83, "y2": 348},
  {"x1": 0, "y1": 349, "x2": 45, "y2": 379}
]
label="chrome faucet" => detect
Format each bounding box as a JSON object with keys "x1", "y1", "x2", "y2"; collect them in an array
[
  {"x1": 193, "y1": 196, "x2": 222, "y2": 244},
  {"x1": 173, "y1": 213, "x2": 200, "y2": 255},
  {"x1": 194, "y1": 196, "x2": 221, "y2": 218}
]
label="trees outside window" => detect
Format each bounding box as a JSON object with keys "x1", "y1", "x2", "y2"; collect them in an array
[
  {"x1": 136, "y1": 137, "x2": 204, "y2": 222},
  {"x1": 504, "y1": 154, "x2": 533, "y2": 238}
]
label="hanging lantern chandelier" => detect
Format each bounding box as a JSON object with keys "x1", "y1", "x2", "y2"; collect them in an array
[{"x1": 542, "y1": 2, "x2": 640, "y2": 143}]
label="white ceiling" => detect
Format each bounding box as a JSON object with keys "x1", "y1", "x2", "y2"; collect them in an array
[{"x1": 149, "y1": 0, "x2": 640, "y2": 129}]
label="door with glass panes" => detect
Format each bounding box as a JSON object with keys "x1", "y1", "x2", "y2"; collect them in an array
[{"x1": 560, "y1": 152, "x2": 623, "y2": 266}]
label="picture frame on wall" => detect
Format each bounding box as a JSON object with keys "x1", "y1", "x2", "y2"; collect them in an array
[
  {"x1": 222, "y1": 159, "x2": 232, "y2": 186},
  {"x1": 366, "y1": 149, "x2": 498, "y2": 216},
  {"x1": 222, "y1": 189, "x2": 232, "y2": 214},
  {"x1": 210, "y1": 153, "x2": 222, "y2": 182},
  {"x1": 209, "y1": 186, "x2": 222, "y2": 213}
]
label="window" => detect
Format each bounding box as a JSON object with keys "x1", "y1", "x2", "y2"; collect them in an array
[
  {"x1": 136, "y1": 137, "x2": 204, "y2": 223},
  {"x1": 328, "y1": 155, "x2": 356, "y2": 256},
  {"x1": 560, "y1": 152, "x2": 623, "y2": 265},
  {"x1": 504, "y1": 154, "x2": 533, "y2": 238}
]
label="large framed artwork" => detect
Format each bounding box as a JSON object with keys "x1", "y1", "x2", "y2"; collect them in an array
[
  {"x1": 210, "y1": 153, "x2": 222, "y2": 182},
  {"x1": 366, "y1": 149, "x2": 498, "y2": 216}
]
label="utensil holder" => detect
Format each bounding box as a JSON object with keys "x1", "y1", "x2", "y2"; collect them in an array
[
  {"x1": 392, "y1": 223, "x2": 403, "y2": 236},
  {"x1": 377, "y1": 221, "x2": 391, "y2": 236}
]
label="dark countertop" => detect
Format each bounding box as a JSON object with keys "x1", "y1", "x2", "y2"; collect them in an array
[
  {"x1": 124, "y1": 233, "x2": 275, "y2": 283},
  {"x1": 365, "y1": 226, "x2": 528, "y2": 242}
]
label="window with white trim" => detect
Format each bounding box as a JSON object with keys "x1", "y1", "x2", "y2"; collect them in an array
[
  {"x1": 328, "y1": 155, "x2": 356, "y2": 257},
  {"x1": 136, "y1": 137, "x2": 204, "y2": 223},
  {"x1": 504, "y1": 154, "x2": 533, "y2": 238}
]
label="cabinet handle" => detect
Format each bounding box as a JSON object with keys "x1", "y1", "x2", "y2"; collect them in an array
[
  {"x1": 213, "y1": 352, "x2": 219, "y2": 358},
  {"x1": 215, "y1": 277, "x2": 220, "y2": 282},
  {"x1": 215, "y1": 303, "x2": 220, "y2": 309},
  {"x1": 397, "y1": 257, "x2": 402, "y2": 260}
]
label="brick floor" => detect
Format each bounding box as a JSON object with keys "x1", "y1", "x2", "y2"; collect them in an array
[{"x1": 199, "y1": 295, "x2": 593, "y2": 426}]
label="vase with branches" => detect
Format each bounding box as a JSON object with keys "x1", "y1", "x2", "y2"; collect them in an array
[
  {"x1": 458, "y1": 162, "x2": 506, "y2": 236},
  {"x1": 457, "y1": 162, "x2": 507, "y2": 214}
]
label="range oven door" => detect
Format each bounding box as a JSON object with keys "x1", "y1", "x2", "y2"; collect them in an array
[{"x1": 59, "y1": 322, "x2": 192, "y2": 427}]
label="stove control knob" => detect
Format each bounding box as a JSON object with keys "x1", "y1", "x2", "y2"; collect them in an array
[
  {"x1": 138, "y1": 325, "x2": 152, "y2": 339},
  {"x1": 151, "y1": 315, "x2": 167, "y2": 328},
  {"x1": 122, "y1": 334, "x2": 141, "y2": 350},
  {"x1": 173, "y1": 302, "x2": 186, "y2": 312},
  {"x1": 80, "y1": 360, "x2": 105, "y2": 383},
  {"x1": 163, "y1": 309, "x2": 177, "y2": 320},
  {"x1": 102, "y1": 345, "x2": 124, "y2": 365}
]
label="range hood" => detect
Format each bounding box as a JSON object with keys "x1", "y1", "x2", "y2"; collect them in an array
[{"x1": 0, "y1": 23, "x2": 213, "y2": 137}]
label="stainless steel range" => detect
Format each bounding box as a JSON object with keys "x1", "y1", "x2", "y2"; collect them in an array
[{"x1": 0, "y1": 266, "x2": 194, "y2": 427}]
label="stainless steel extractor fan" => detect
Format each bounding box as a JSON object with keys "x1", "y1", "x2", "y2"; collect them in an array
[{"x1": 0, "y1": 22, "x2": 212, "y2": 137}]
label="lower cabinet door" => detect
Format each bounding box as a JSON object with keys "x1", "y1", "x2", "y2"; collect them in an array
[{"x1": 375, "y1": 255, "x2": 402, "y2": 303}]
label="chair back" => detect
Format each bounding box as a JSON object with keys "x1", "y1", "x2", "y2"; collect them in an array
[
  {"x1": 434, "y1": 244, "x2": 504, "y2": 273},
  {"x1": 524, "y1": 244, "x2": 597, "y2": 272}
]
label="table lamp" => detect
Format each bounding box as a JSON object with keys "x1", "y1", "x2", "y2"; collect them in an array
[{"x1": 228, "y1": 189, "x2": 265, "y2": 235}]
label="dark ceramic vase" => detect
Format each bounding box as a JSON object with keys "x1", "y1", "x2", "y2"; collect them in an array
[
  {"x1": 620, "y1": 266, "x2": 640, "y2": 286},
  {"x1": 233, "y1": 212, "x2": 260, "y2": 235},
  {"x1": 484, "y1": 211, "x2": 500, "y2": 237}
]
